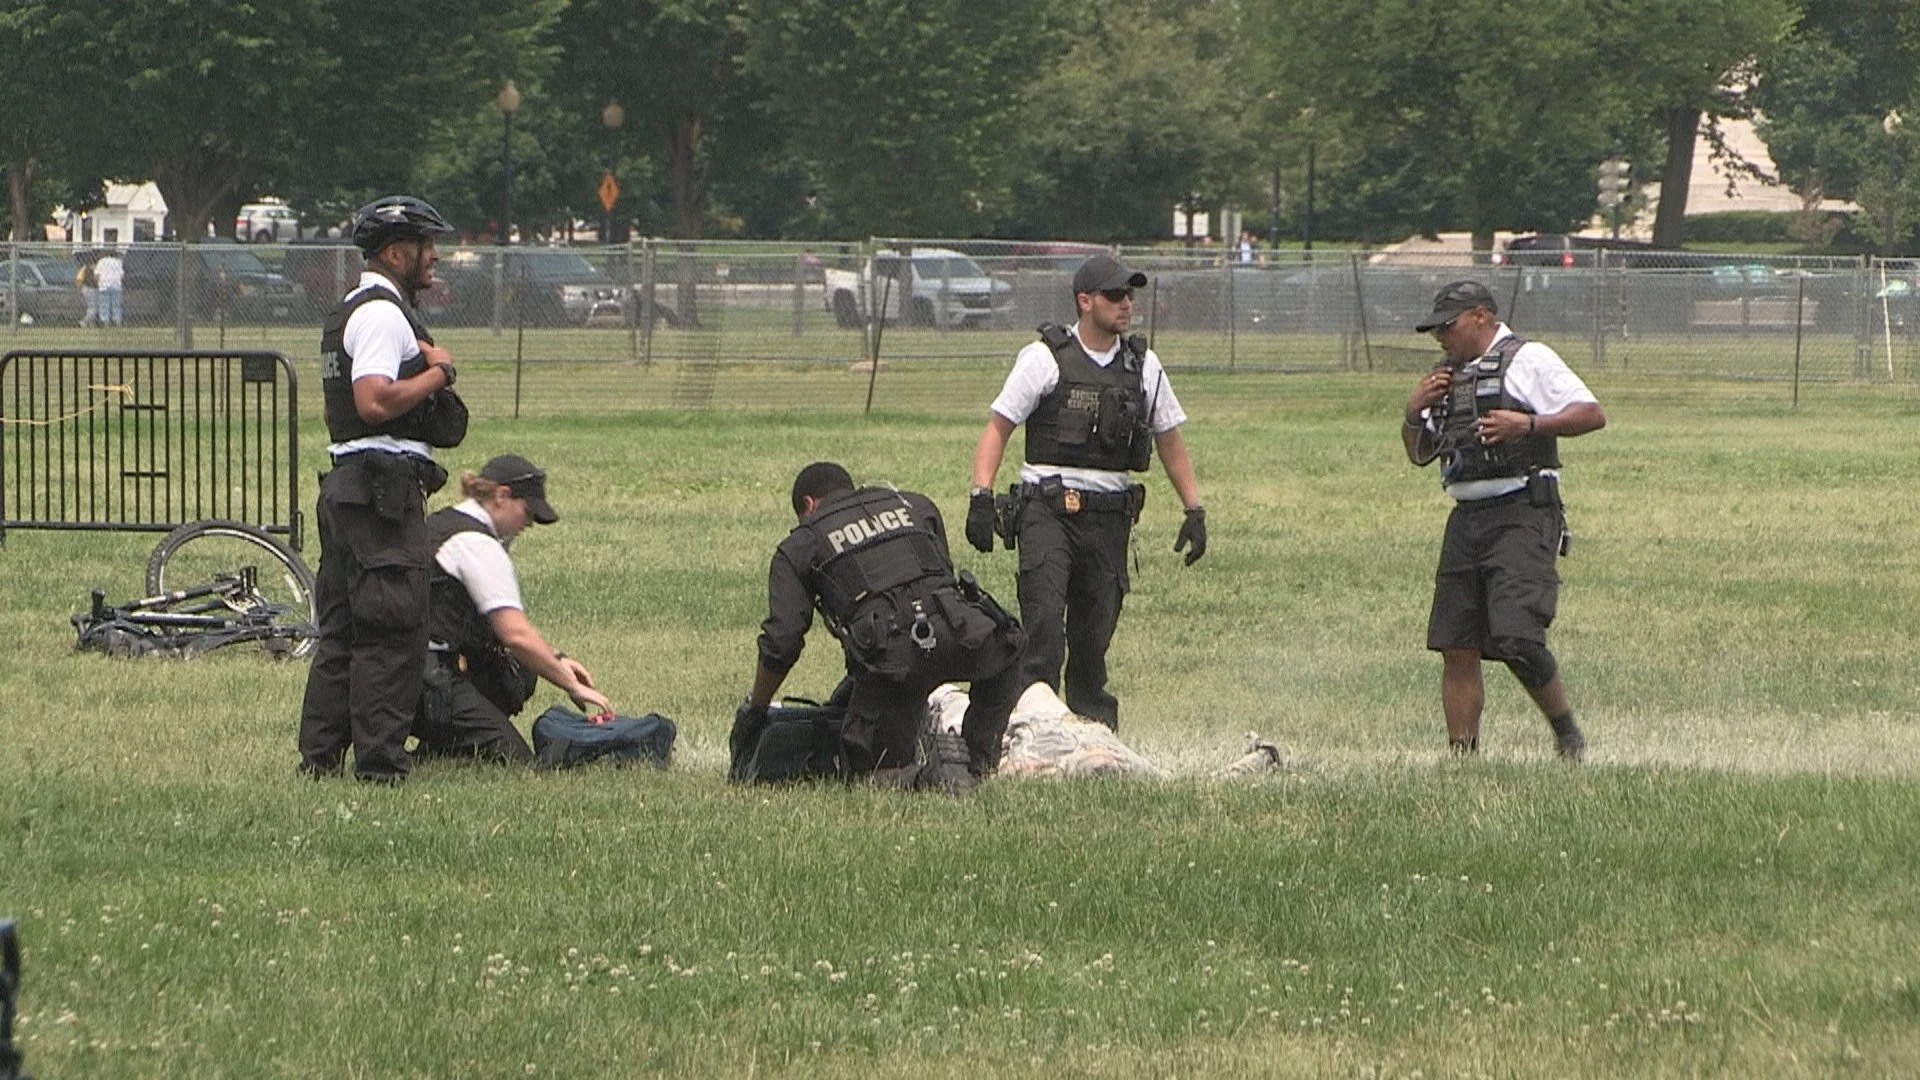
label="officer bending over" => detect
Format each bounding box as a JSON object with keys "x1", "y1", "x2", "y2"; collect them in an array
[
  {"x1": 1403, "y1": 281, "x2": 1606, "y2": 761},
  {"x1": 414, "y1": 455, "x2": 611, "y2": 763},
  {"x1": 967, "y1": 253, "x2": 1205, "y2": 731},
  {"x1": 734, "y1": 462, "x2": 1026, "y2": 790},
  {"x1": 298, "y1": 196, "x2": 466, "y2": 782}
]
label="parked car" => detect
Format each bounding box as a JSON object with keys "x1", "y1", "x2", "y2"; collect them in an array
[
  {"x1": 979, "y1": 241, "x2": 1108, "y2": 275},
  {"x1": 437, "y1": 249, "x2": 629, "y2": 327},
  {"x1": 235, "y1": 201, "x2": 301, "y2": 243},
  {"x1": 276, "y1": 241, "x2": 453, "y2": 322},
  {"x1": 0, "y1": 255, "x2": 86, "y2": 325},
  {"x1": 822, "y1": 247, "x2": 1013, "y2": 329},
  {"x1": 122, "y1": 242, "x2": 308, "y2": 324}
]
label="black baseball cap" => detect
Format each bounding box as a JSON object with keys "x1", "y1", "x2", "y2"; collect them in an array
[
  {"x1": 1414, "y1": 280, "x2": 1499, "y2": 332},
  {"x1": 1072, "y1": 253, "x2": 1148, "y2": 295},
  {"x1": 480, "y1": 454, "x2": 558, "y2": 524}
]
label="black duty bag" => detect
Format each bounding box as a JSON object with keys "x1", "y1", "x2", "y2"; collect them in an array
[
  {"x1": 530, "y1": 706, "x2": 676, "y2": 770},
  {"x1": 734, "y1": 699, "x2": 848, "y2": 783}
]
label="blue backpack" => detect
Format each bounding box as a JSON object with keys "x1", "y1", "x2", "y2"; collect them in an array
[{"x1": 530, "y1": 707, "x2": 677, "y2": 770}]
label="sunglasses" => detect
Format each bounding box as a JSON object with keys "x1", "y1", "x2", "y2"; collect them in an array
[
  {"x1": 1099, "y1": 287, "x2": 1135, "y2": 303},
  {"x1": 1430, "y1": 316, "x2": 1459, "y2": 334}
]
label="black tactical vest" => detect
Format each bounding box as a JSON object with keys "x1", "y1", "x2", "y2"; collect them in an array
[
  {"x1": 320, "y1": 280, "x2": 466, "y2": 447},
  {"x1": 1435, "y1": 334, "x2": 1561, "y2": 486},
  {"x1": 1023, "y1": 324, "x2": 1154, "y2": 473},
  {"x1": 426, "y1": 507, "x2": 535, "y2": 715},
  {"x1": 804, "y1": 487, "x2": 951, "y2": 634}
]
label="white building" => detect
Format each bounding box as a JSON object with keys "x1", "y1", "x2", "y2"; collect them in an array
[{"x1": 62, "y1": 181, "x2": 168, "y2": 245}]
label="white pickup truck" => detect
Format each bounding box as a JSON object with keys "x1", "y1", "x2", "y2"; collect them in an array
[{"x1": 822, "y1": 247, "x2": 1013, "y2": 329}]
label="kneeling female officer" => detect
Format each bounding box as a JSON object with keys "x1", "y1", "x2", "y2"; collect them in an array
[{"x1": 414, "y1": 454, "x2": 612, "y2": 762}]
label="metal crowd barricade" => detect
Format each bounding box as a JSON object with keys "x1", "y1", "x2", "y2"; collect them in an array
[{"x1": 0, "y1": 350, "x2": 301, "y2": 548}]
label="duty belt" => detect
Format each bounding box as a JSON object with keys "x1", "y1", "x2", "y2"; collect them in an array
[
  {"x1": 331, "y1": 449, "x2": 448, "y2": 496},
  {"x1": 1020, "y1": 482, "x2": 1141, "y2": 515},
  {"x1": 1452, "y1": 488, "x2": 1530, "y2": 512}
]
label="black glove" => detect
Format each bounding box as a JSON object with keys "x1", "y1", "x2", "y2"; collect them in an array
[
  {"x1": 964, "y1": 489, "x2": 997, "y2": 553},
  {"x1": 1174, "y1": 506, "x2": 1207, "y2": 566},
  {"x1": 728, "y1": 699, "x2": 769, "y2": 781}
]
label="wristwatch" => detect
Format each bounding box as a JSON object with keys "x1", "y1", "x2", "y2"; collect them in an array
[{"x1": 436, "y1": 362, "x2": 456, "y2": 388}]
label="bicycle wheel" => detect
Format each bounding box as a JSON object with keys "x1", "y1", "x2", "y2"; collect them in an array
[{"x1": 146, "y1": 520, "x2": 318, "y2": 658}]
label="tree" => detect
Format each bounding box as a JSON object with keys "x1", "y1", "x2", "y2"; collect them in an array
[
  {"x1": 1247, "y1": 0, "x2": 1636, "y2": 252},
  {"x1": 0, "y1": 3, "x2": 97, "y2": 240},
  {"x1": 1593, "y1": 0, "x2": 1798, "y2": 248},
  {"x1": 1754, "y1": 0, "x2": 1920, "y2": 252},
  {"x1": 744, "y1": 0, "x2": 1069, "y2": 238},
  {"x1": 261, "y1": 0, "x2": 564, "y2": 239},
  {"x1": 68, "y1": 1, "x2": 343, "y2": 243},
  {"x1": 999, "y1": 4, "x2": 1250, "y2": 242},
  {"x1": 38, "y1": 0, "x2": 563, "y2": 245},
  {"x1": 550, "y1": 0, "x2": 757, "y2": 241}
]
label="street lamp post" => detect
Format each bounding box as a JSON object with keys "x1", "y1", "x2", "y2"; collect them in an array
[
  {"x1": 1882, "y1": 110, "x2": 1903, "y2": 255},
  {"x1": 497, "y1": 80, "x2": 521, "y2": 245},
  {"x1": 601, "y1": 101, "x2": 625, "y2": 244}
]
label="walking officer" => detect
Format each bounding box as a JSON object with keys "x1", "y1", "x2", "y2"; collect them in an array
[
  {"x1": 965, "y1": 253, "x2": 1206, "y2": 731},
  {"x1": 1402, "y1": 280, "x2": 1606, "y2": 761},
  {"x1": 733, "y1": 462, "x2": 1026, "y2": 790},
  {"x1": 298, "y1": 195, "x2": 467, "y2": 781}
]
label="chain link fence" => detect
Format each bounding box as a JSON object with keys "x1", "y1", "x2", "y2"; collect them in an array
[{"x1": 6, "y1": 239, "x2": 1917, "y2": 415}]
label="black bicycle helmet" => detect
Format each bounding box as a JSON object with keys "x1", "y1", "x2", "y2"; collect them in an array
[{"x1": 349, "y1": 195, "x2": 454, "y2": 255}]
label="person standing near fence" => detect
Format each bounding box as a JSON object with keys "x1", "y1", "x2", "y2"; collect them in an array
[
  {"x1": 1401, "y1": 280, "x2": 1606, "y2": 761},
  {"x1": 93, "y1": 249, "x2": 123, "y2": 327},
  {"x1": 75, "y1": 253, "x2": 99, "y2": 327},
  {"x1": 298, "y1": 196, "x2": 467, "y2": 782},
  {"x1": 964, "y1": 253, "x2": 1206, "y2": 732}
]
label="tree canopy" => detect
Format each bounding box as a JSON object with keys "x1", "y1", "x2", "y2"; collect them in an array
[{"x1": 0, "y1": 0, "x2": 1909, "y2": 249}]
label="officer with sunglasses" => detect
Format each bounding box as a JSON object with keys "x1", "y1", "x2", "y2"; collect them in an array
[
  {"x1": 413, "y1": 455, "x2": 612, "y2": 764},
  {"x1": 1402, "y1": 281, "x2": 1606, "y2": 762},
  {"x1": 965, "y1": 253, "x2": 1206, "y2": 732}
]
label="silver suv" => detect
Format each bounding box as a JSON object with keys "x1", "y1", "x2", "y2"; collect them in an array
[{"x1": 234, "y1": 201, "x2": 300, "y2": 243}]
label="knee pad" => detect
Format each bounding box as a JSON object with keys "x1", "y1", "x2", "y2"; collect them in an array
[{"x1": 1494, "y1": 637, "x2": 1557, "y2": 690}]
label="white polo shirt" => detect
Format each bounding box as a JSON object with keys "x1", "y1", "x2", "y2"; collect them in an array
[
  {"x1": 989, "y1": 325, "x2": 1187, "y2": 493},
  {"x1": 328, "y1": 272, "x2": 433, "y2": 460},
  {"x1": 433, "y1": 500, "x2": 524, "y2": 621},
  {"x1": 1417, "y1": 324, "x2": 1598, "y2": 501}
]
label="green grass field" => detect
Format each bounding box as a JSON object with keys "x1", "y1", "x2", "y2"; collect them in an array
[{"x1": 3, "y1": 373, "x2": 1918, "y2": 1077}]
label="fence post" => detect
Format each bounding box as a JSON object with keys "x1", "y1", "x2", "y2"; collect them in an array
[
  {"x1": 623, "y1": 242, "x2": 639, "y2": 365},
  {"x1": 1350, "y1": 251, "x2": 1372, "y2": 372},
  {"x1": 1792, "y1": 274, "x2": 1805, "y2": 406},
  {"x1": 1855, "y1": 256, "x2": 1872, "y2": 379},
  {"x1": 1223, "y1": 258, "x2": 1236, "y2": 373},
  {"x1": 489, "y1": 249, "x2": 505, "y2": 337},
  {"x1": 863, "y1": 238, "x2": 878, "y2": 367},
  {"x1": 640, "y1": 238, "x2": 657, "y2": 367},
  {"x1": 174, "y1": 243, "x2": 193, "y2": 349},
  {"x1": 1592, "y1": 249, "x2": 1606, "y2": 370},
  {"x1": 793, "y1": 251, "x2": 806, "y2": 338},
  {"x1": 6, "y1": 243, "x2": 16, "y2": 337}
]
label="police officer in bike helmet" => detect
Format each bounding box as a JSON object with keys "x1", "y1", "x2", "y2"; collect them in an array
[{"x1": 297, "y1": 195, "x2": 467, "y2": 782}]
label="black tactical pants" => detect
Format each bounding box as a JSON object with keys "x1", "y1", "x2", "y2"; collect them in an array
[
  {"x1": 1015, "y1": 498, "x2": 1132, "y2": 730},
  {"x1": 841, "y1": 617, "x2": 1025, "y2": 777},
  {"x1": 297, "y1": 453, "x2": 435, "y2": 781},
  {"x1": 413, "y1": 660, "x2": 535, "y2": 764}
]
